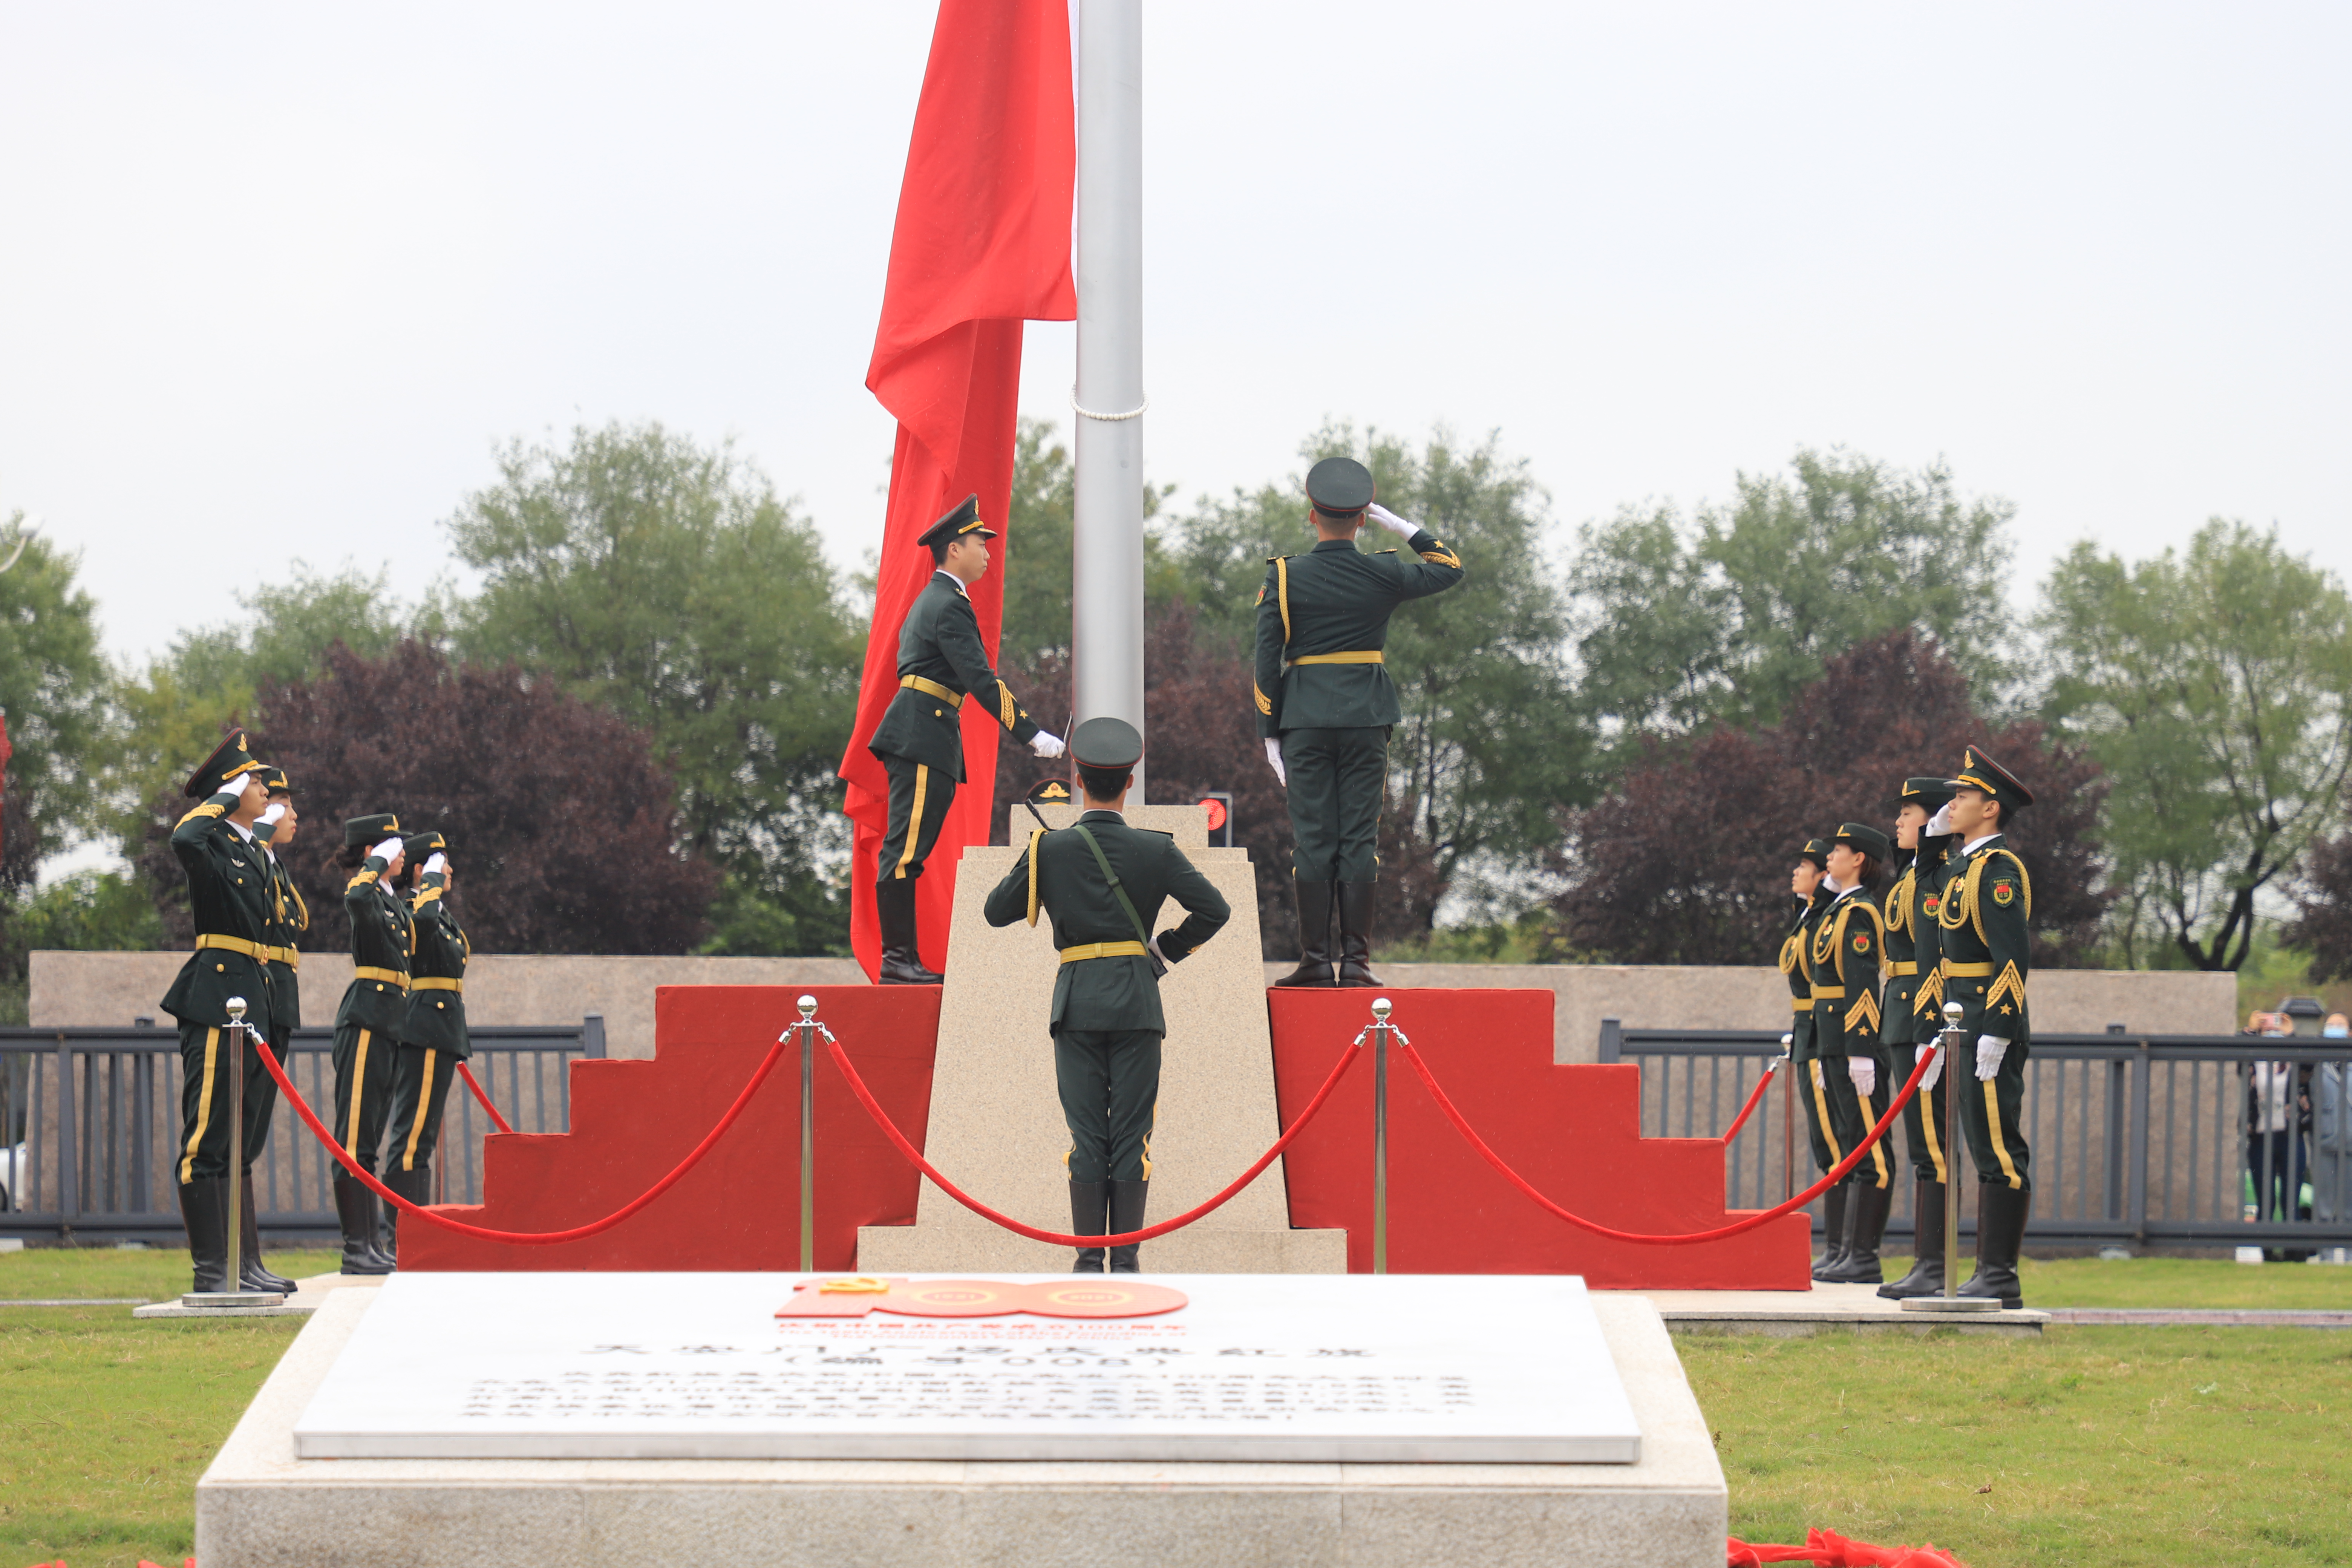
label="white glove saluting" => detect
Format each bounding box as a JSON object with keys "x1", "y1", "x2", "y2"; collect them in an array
[
  {"x1": 1264, "y1": 737, "x2": 1286, "y2": 786},
  {"x1": 1848, "y1": 1057, "x2": 1876, "y2": 1097},
  {"x1": 257, "y1": 801, "x2": 287, "y2": 827},
  {"x1": 1364, "y1": 502, "x2": 1418, "y2": 541},
  {"x1": 1917, "y1": 1042, "x2": 1942, "y2": 1092},
  {"x1": 1030, "y1": 730, "x2": 1065, "y2": 760},
  {"x1": 423, "y1": 852, "x2": 448, "y2": 876},
  {"x1": 1926, "y1": 801, "x2": 1955, "y2": 837},
  {"x1": 1975, "y1": 1036, "x2": 2009, "y2": 1081},
  {"x1": 370, "y1": 836, "x2": 405, "y2": 864}
]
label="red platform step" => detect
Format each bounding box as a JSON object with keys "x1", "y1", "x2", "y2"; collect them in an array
[{"x1": 1268, "y1": 989, "x2": 1811, "y2": 1288}]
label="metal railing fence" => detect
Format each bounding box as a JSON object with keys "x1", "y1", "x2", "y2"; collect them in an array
[
  {"x1": 0, "y1": 1018, "x2": 604, "y2": 1243},
  {"x1": 1598, "y1": 1021, "x2": 2352, "y2": 1254}
]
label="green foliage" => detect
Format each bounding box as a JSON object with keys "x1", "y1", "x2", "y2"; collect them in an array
[
  {"x1": 4, "y1": 871, "x2": 162, "y2": 957},
  {"x1": 2040, "y1": 520, "x2": 2352, "y2": 970},
  {"x1": 997, "y1": 417, "x2": 1182, "y2": 668},
  {"x1": 1169, "y1": 425, "x2": 1585, "y2": 922},
  {"x1": 446, "y1": 422, "x2": 863, "y2": 954},
  {"x1": 1570, "y1": 450, "x2": 2015, "y2": 748},
  {"x1": 0, "y1": 520, "x2": 111, "y2": 877}
]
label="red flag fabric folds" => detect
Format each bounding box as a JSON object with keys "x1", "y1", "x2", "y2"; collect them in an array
[{"x1": 837, "y1": 0, "x2": 1076, "y2": 979}]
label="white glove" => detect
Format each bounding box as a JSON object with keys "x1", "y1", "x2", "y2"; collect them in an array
[
  {"x1": 1926, "y1": 801, "x2": 1954, "y2": 836},
  {"x1": 257, "y1": 801, "x2": 287, "y2": 827},
  {"x1": 1148, "y1": 933, "x2": 1173, "y2": 967},
  {"x1": 1918, "y1": 1042, "x2": 1942, "y2": 1092},
  {"x1": 227, "y1": 770, "x2": 262, "y2": 801},
  {"x1": 1364, "y1": 502, "x2": 1418, "y2": 540},
  {"x1": 1975, "y1": 1035, "x2": 2009, "y2": 1081},
  {"x1": 371, "y1": 835, "x2": 405, "y2": 864},
  {"x1": 424, "y1": 852, "x2": 447, "y2": 875},
  {"x1": 1848, "y1": 1057, "x2": 1876, "y2": 1097},
  {"x1": 1029, "y1": 730, "x2": 1065, "y2": 759},
  {"x1": 1264, "y1": 737, "x2": 1286, "y2": 785}
]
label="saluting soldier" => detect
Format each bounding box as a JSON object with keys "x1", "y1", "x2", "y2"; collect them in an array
[
  {"x1": 868, "y1": 495, "x2": 1065, "y2": 985},
  {"x1": 328, "y1": 815, "x2": 413, "y2": 1275},
  {"x1": 1255, "y1": 457, "x2": 1464, "y2": 988},
  {"x1": 983, "y1": 718, "x2": 1231, "y2": 1274},
  {"x1": 236, "y1": 764, "x2": 306, "y2": 1294},
  {"x1": 1928, "y1": 747, "x2": 2037, "y2": 1308},
  {"x1": 157, "y1": 731, "x2": 276, "y2": 1296},
  {"x1": 381, "y1": 831, "x2": 469, "y2": 1256},
  {"x1": 1778, "y1": 837, "x2": 1841, "y2": 1274},
  {"x1": 1811, "y1": 822, "x2": 1896, "y2": 1284},
  {"x1": 1878, "y1": 776, "x2": 1959, "y2": 1300}
]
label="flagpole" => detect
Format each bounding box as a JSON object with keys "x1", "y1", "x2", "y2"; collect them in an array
[{"x1": 1071, "y1": 0, "x2": 1147, "y2": 791}]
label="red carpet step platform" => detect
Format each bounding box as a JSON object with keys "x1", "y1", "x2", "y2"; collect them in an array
[{"x1": 405, "y1": 985, "x2": 1809, "y2": 1287}]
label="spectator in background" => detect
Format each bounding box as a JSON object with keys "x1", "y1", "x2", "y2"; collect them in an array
[
  {"x1": 2313, "y1": 1013, "x2": 2349, "y2": 1230},
  {"x1": 2247, "y1": 1015, "x2": 2308, "y2": 1261}
]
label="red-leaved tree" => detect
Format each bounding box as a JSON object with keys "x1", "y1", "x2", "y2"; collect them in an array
[
  {"x1": 2286, "y1": 805, "x2": 2352, "y2": 982},
  {"x1": 1550, "y1": 631, "x2": 2111, "y2": 965},
  {"x1": 138, "y1": 641, "x2": 717, "y2": 954}
]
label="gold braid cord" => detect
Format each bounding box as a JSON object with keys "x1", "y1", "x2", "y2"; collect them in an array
[{"x1": 1024, "y1": 828, "x2": 1047, "y2": 926}]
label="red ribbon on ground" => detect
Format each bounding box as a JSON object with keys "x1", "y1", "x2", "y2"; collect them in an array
[
  {"x1": 1401, "y1": 1038, "x2": 1931, "y2": 1245},
  {"x1": 457, "y1": 1060, "x2": 514, "y2": 1135},
  {"x1": 1717, "y1": 1064, "x2": 1778, "y2": 1145},
  {"x1": 253, "y1": 1035, "x2": 787, "y2": 1244},
  {"x1": 1729, "y1": 1527, "x2": 1968, "y2": 1566},
  {"x1": 827, "y1": 1026, "x2": 1361, "y2": 1249}
]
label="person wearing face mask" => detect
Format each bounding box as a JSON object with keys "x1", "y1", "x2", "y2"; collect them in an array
[
  {"x1": 1809, "y1": 822, "x2": 1896, "y2": 1284},
  {"x1": 328, "y1": 814, "x2": 413, "y2": 1274},
  {"x1": 2315, "y1": 1013, "x2": 2349, "y2": 1228},
  {"x1": 1776, "y1": 838, "x2": 1841, "y2": 1275},
  {"x1": 1879, "y1": 777, "x2": 1959, "y2": 1300}
]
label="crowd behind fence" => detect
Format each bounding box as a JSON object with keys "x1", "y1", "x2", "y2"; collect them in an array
[
  {"x1": 0, "y1": 1018, "x2": 603, "y2": 1243},
  {"x1": 1600, "y1": 1019, "x2": 2352, "y2": 1256}
]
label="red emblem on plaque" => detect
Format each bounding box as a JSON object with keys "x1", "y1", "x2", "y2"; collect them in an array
[{"x1": 778, "y1": 1277, "x2": 1188, "y2": 1321}]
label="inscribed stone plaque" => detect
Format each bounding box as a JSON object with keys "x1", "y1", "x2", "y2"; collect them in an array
[{"x1": 293, "y1": 1272, "x2": 1641, "y2": 1463}]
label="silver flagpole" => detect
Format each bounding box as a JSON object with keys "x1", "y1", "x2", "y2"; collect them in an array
[{"x1": 1071, "y1": 0, "x2": 1147, "y2": 790}]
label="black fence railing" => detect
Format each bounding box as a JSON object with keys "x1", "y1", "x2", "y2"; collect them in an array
[
  {"x1": 1598, "y1": 1020, "x2": 2352, "y2": 1255},
  {"x1": 0, "y1": 1018, "x2": 605, "y2": 1243}
]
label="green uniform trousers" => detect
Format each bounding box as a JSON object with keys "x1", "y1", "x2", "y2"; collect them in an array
[
  {"x1": 386, "y1": 1045, "x2": 458, "y2": 1176},
  {"x1": 175, "y1": 1020, "x2": 274, "y2": 1185},
  {"x1": 1802, "y1": 1053, "x2": 1895, "y2": 1191},
  {"x1": 877, "y1": 755, "x2": 957, "y2": 887},
  {"x1": 330, "y1": 1020, "x2": 399, "y2": 1177},
  {"x1": 1958, "y1": 1044, "x2": 2033, "y2": 1191},
  {"x1": 1055, "y1": 1028, "x2": 1161, "y2": 1185},
  {"x1": 1901, "y1": 1061, "x2": 1953, "y2": 1184},
  {"x1": 1280, "y1": 726, "x2": 1386, "y2": 882}
]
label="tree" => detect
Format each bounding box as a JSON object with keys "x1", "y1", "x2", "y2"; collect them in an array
[
  {"x1": 1570, "y1": 450, "x2": 2016, "y2": 751},
  {"x1": 1550, "y1": 631, "x2": 2110, "y2": 966},
  {"x1": 446, "y1": 422, "x2": 864, "y2": 956},
  {"x1": 136, "y1": 642, "x2": 717, "y2": 954},
  {"x1": 1167, "y1": 425, "x2": 1585, "y2": 934},
  {"x1": 0, "y1": 521, "x2": 111, "y2": 881},
  {"x1": 2040, "y1": 521, "x2": 2352, "y2": 970}
]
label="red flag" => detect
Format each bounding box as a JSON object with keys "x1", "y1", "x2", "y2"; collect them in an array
[{"x1": 837, "y1": 0, "x2": 1076, "y2": 978}]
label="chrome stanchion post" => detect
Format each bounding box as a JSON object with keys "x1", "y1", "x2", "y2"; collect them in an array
[
  {"x1": 1368, "y1": 998, "x2": 1394, "y2": 1275},
  {"x1": 1781, "y1": 1033, "x2": 1795, "y2": 1203},
  {"x1": 184, "y1": 997, "x2": 282, "y2": 1309},
  {"x1": 1904, "y1": 1000, "x2": 1997, "y2": 1314},
  {"x1": 796, "y1": 995, "x2": 818, "y2": 1274}
]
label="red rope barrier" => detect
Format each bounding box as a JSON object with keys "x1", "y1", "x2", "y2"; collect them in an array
[
  {"x1": 1717, "y1": 1063, "x2": 1778, "y2": 1145},
  {"x1": 1400, "y1": 1039, "x2": 1931, "y2": 1245},
  {"x1": 1728, "y1": 1527, "x2": 1968, "y2": 1566},
  {"x1": 254, "y1": 1035, "x2": 789, "y2": 1244},
  {"x1": 827, "y1": 1026, "x2": 1361, "y2": 1249},
  {"x1": 458, "y1": 1060, "x2": 514, "y2": 1134}
]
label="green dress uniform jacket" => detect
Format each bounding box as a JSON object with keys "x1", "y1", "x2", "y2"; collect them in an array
[
  {"x1": 256, "y1": 839, "x2": 308, "y2": 1048},
  {"x1": 334, "y1": 857, "x2": 415, "y2": 1037},
  {"x1": 1886, "y1": 841, "x2": 1958, "y2": 1185},
  {"x1": 1777, "y1": 889, "x2": 1828, "y2": 1063},
  {"x1": 1934, "y1": 833, "x2": 2035, "y2": 1191},
  {"x1": 1880, "y1": 853, "x2": 1926, "y2": 1051},
  {"x1": 1810, "y1": 886, "x2": 1887, "y2": 1065},
  {"x1": 982, "y1": 810, "x2": 1231, "y2": 1036},
  {"x1": 159, "y1": 791, "x2": 277, "y2": 1029},
  {"x1": 1251, "y1": 531, "x2": 1465, "y2": 737},
  {"x1": 400, "y1": 870, "x2": 471, "y2": 1059},
  {"x1": 868, "y1": 571, "x2": 1041, "y2": 780}
]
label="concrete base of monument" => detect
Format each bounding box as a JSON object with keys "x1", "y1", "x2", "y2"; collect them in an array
[
  {"x1": 133, "y1": 1271, "x2": 383, "y2": 1321},
  {"x1": 196, "y1": 1280, "x2": 1727, "y2": 1568},
  {"x1": 856, "y1": 1223, "x2": 1347, "y2": 1273},
  {"x1": 1629, "y1": 1281, "x2": 2047, "y2": 1337}
]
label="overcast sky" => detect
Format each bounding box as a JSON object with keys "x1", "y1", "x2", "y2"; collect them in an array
[{"x1": 3, "y1": 2, "x2": 2346, "y2": 667}]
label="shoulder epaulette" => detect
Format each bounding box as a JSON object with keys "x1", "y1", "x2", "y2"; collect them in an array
[
  {"x1": 346, "y1": 867, "x2": 380, "y2": 891},
  {"x1": 1374, "y1": 547, "x2": 1398, "y2": 555},
  {"x1": 176, "y1": 802, "x2": 227, "y2": 827},
  {"x1": 1264, "y1": 554, "x2": 1290, "y2": 564}
]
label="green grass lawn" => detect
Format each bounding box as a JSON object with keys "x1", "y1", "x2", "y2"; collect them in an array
[
  {"x1": 1688, "y1": 1325, "x2": 2352, "y2": 1566},
  {"x1": 0, "y1": 1246, "x2": 341, "y2": 1303}
]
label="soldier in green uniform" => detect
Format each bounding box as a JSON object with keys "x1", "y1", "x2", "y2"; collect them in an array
[
  {"x1": 1811, "y1": 822, "x2": 1896, "y2": 1284},
  {"x1": 1778, "y1": 837, "x2": 1841, "y2": 1274},
  {"x1": 869, "y1": 495, "x2": 1065, "y2": 984},
  {"x1": 382, "y1": 831, "x2": 469, "y2": 1255},
  {"x1": 158, "y1": 730, "x2": 277, "y2": 1295},
  {"x1": 236, "y1": 764, "x2": 306, "y2": 1293},
  {"x1": 1930, "y1": 747, "x2": 2037, "y2": 1308},
  {"x1": 1254, "y1": 457, "x2": 1464, "y2": 988},
  {"x1": 983, "y1": 718, "x2": 1231, "y2": 1273},
  {"x1": 1878, "y1": 776, "x2": 1958, "y2": 1300},
  {"x1": 329, "y1": 815, "x2": 412, "y2": 1274}
]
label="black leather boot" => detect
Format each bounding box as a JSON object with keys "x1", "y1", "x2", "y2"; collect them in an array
[
  {"x1": 1878, "y1": 1178, "x2": 1947, "y2": 1299},
  {"x1": 1335, "y1": 882, "x2": 1383, "y2": 988},
  {"x1": 1820, "y1": 1181, "x2": 1892, "y2": 1284},
  {"x1": 1811, "y1": 1184, "x2": 1848, "y2": 1280},
  {"x1": 238, "y1": 1171, "x2": 297, "y2": 1292},
  {"x1": 380, "y1": 1164, "x2": 433, "y2": 1262},
  {"x1": 876, "y1": 879, "x2": 945, "y2": 985},
  {"x1": 1069, "y1": 1179, "x2": 1109, "y2": 1273},
  {"x1": 1273, "y1": 882, "x2": 1336, "y2": 987},
  {"x1": 334, "y1": 1170, "x2": 394, "y2": 1276},
  {"x1": 1957, "y1": 1181, "x2": 2030, "y2": 1309},
  {"x1": 1107, "y1": 1179, "x2": 1148, "y2": 1273},
  {"x1": 178, "y1": 1177, "x2": 230, "y2": 1295}
]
